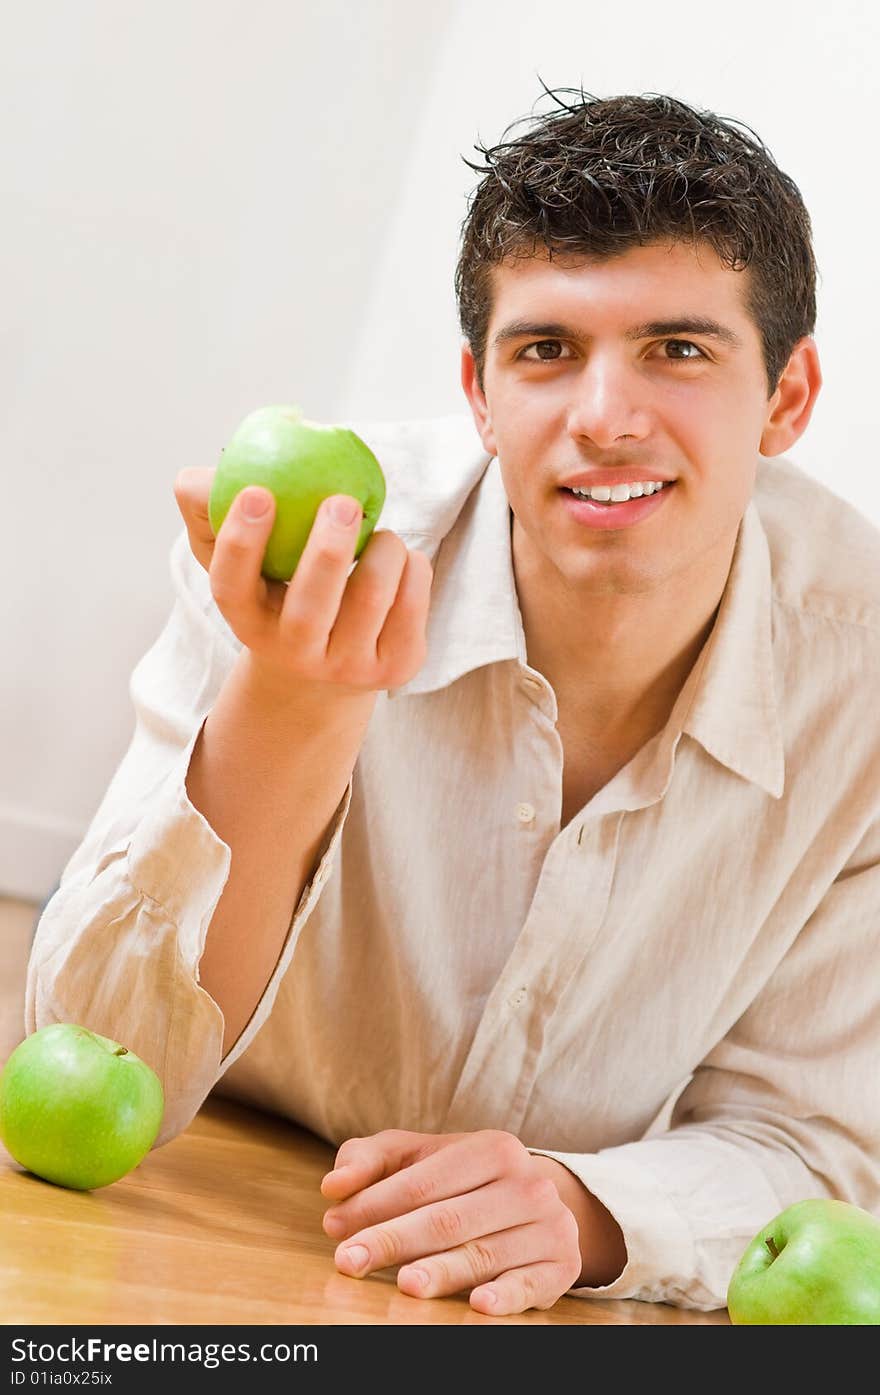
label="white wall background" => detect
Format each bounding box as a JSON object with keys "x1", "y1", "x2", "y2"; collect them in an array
[{"x1": 3, "y1": 0, "x2": 879, "y2": 902}]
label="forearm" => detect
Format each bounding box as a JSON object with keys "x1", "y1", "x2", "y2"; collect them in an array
[
  {"x1": 186, "y1": 649, "x2": 377, "y2": 1053},
  {"x1": 532, "y1": 1156, "x2": 627, "y2": 1288}
]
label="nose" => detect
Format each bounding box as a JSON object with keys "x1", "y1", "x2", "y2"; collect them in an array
[{"x1": 565, "y1": 352, "x2": 650, "y2": 449}]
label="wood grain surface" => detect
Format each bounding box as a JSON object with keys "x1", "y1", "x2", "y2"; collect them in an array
[{"x1": 0, "y1": 1093, "x2": 729, "y2": 1325}]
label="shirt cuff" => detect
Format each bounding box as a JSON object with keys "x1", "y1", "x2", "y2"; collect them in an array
[
  {"x1": 527, "y1": 1145, "x2": 699, "y2": 1307},
  {"x1": 126, "y1": 716, "x2": 233, "y2": 977},
  {"x1": 126, "y1": 715, "x2": 355, "y2": 1074}
]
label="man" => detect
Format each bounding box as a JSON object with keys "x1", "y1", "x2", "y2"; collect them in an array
[{"x1": 27, "y1": 89, "x2": 880, "y2": 1314}]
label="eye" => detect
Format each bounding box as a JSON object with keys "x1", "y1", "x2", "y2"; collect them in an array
[
  {"x1": 661, "y1": 339, "x2": 705, "y2": 360},
  {"x1": 518, "y1": 340, "x2": 573, "y2": 362}
]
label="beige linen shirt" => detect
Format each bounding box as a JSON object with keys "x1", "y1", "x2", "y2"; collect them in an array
[{"x1": 27, "y1": 413, "x2": 880, "y2": 1310}]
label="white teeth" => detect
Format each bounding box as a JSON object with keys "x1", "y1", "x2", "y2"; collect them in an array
[{"x1": 569, "y1": 480, "x2": 670, "y2": 502}]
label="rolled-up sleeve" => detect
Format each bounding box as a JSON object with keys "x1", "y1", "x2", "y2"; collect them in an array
[
  {"x1": 25, "y1": 528, "x2": 351, "y2": 1146},
  {"x1": 529, "y1": 814, "x2": 880, "y2": 1309}
]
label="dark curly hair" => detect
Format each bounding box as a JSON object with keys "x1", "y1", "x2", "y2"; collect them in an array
[{"x1": 454, "y1": 82, "x2": 818, "y2": 400}]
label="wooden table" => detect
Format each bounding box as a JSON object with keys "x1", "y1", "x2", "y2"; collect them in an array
[{"x1": 0, "y1": 1094, "x2": 729, "y2": 1325}]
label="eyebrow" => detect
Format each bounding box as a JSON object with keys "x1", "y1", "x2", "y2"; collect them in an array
[{"x1": 491, "y1": 316, "x2": 744, "y2": 350}]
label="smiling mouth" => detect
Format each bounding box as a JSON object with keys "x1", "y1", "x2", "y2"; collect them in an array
[{"x1": 560, "y1": 482, "x2": 677, "y2": 506}]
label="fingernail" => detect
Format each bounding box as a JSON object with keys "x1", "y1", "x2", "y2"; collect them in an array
[
  {"x1": 339, "y1": 1244, "x2": 369, "y2": 1274},
  {"x1": 240, "y1": 488, "x2": 271, "y2": 520},
  {"x1": 325, "y1": 495, "x2": 361, "y2": 526}
]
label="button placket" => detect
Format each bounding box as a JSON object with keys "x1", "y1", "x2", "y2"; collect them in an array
[
  {"x1": 442, "y1": 809, "x2": 627, "y2": 1135},
  {"x1": 516, "y1": 673, "x2": 548, "y2": 827},
  {"x1": 520, "y1": 668, "x2": 556, "y2": 719}
]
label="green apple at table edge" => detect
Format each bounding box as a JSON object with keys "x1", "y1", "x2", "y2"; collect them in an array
[
  {"x1": 0, "y1": 1023, "x2": 164, "y2": 1190},
  {"x1": 209, "y1": 404, "x2": 387, "y2": 582},
  {"x1": 727, "y1": 1197, "x2": 880, "y2": 1324}
]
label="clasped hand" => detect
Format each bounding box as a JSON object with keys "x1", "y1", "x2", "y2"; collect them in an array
[{"x1": 320, "y1": 1128, "x2": 584, "y2": 1315}]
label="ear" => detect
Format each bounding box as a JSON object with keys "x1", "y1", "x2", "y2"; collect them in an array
[
  {"x1": 460, "y1": 342, "x2": 498, "y2": 458},
  {"x1": 759, "y1": 336, "x2": 823, "y2": 457}
]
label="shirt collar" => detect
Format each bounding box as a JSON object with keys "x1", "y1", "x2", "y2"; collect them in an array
[
  {"x1": 387, "y1": 455, "x2": 524, "y2": 699},
  {"x1": 389, "y1": 455, "x2": 785, "y2": 800},
  {"x1": 679, "y1": 493, "x2": 785, "y2": 798}
]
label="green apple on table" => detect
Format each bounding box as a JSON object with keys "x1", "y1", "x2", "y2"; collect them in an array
[
  {"x1": 208, "y1": 404, "x2": 387, "y2": 582},
  {"x1": 727, "y1": 1198, "x2": 880, "y2": 1324},
  {"x1": 0, "y1": 1023, "x2": 164, "y2": 1191}
]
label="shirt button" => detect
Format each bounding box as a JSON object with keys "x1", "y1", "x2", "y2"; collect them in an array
[
  {"x1": 508, "y1": 986, "x2": 528, "y2": 1008},
  {"x1": 516, "y1": 802, "x2": 535, "y2": 824}
]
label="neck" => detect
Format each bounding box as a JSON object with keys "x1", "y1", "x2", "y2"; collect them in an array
[{"x1": 513, "y1": 516, "x2": 738, "y2": 743}]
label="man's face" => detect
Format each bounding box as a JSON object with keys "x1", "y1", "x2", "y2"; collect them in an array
[{"x1": 462, "y1": 239, "x2": 785, "y2": 600}]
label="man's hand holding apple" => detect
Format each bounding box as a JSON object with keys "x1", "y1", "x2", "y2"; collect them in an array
[{"x1": 173, "y1": 466, "x2": 434, "y2": 703}]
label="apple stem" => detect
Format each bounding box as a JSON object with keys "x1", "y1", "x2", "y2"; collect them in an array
[
  {"x1": 114, "y1": 1047, "x2": 129, "y2": 1057},
  {"x1": 764, "y1": 1235, "x2": 780, "y2": 1261}
]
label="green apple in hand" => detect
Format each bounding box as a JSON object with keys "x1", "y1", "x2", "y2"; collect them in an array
[
  {"x1": 727, "y1": 1198, "x2": 880, "y2": 1324},
  {"x1": 208, "y1": 404, "x2": 386, "y2": 582},
  {"x1": 0, "y1": 1023, "x2": 164, "y2": 1190}
]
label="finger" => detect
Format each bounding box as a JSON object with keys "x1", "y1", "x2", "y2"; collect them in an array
[
  {"x1": 321, "y1": 1129, "x2": 516, "y2": 1224},
  {"x1": 173, "y1": 466, "x2": 217, "y2": 571},
  {"x1": 374, "y1": 549, "x2": 433, "y2": 679},
  {"x1": 320, "y1": 1129, "x2": 433, "y2": 1202},
  {"x1": 470, "y1": 1259, "x2": 580, "y2": 1316},
  {"x1": 277, "y1": 495, "x2": 363, "y2": 659},
  {"x1": 324, "y1": 530, "x2": 409, "y2": 660},
  {"x1": 208, "y1": 487, "x2": 278, "y2": 646},
  {"x1": 395, "y1": 1209, "x2": 559, "y2": 1302},
  {"x1": 330, "y1": 1174, "x2": 556, "y2": 1278}
]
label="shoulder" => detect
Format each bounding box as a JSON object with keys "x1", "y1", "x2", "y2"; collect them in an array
[{"x1": 755, "y1": 455, "x2": 880, "y2": 638}]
